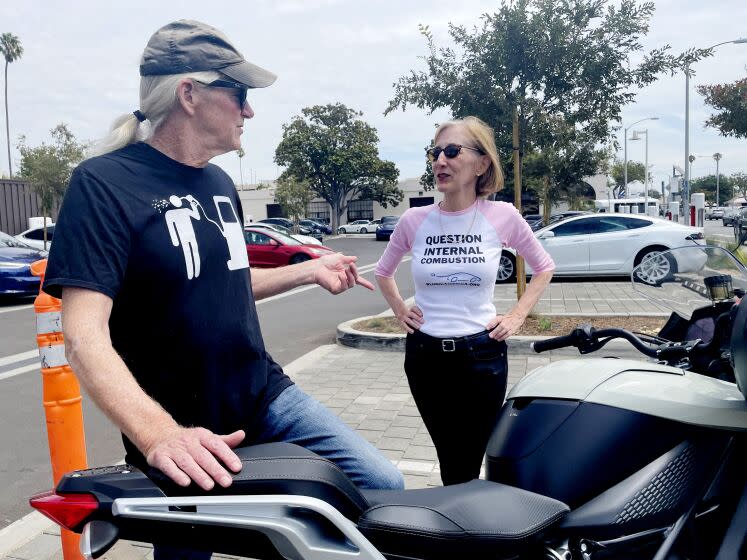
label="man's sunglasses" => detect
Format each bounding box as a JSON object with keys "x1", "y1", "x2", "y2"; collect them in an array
[
  {"x1": 194, "y1": 79, "x2": 248, "y2": 108},
  {"x1": 426, "y1": 144, "x2": 484, "y2": 162}
]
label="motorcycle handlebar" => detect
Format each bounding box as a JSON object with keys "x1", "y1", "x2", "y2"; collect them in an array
[
  {"x1": 530, "y1": 334, "x2": 579, "y2": 353},
  {"x1": 530, "y1": 327, "x2": 662, "y2": 358}
]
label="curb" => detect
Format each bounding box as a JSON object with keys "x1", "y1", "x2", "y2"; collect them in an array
[
  {"x1": 0, "y1": 511, "x2": 54, "y2": 557},
  {"x1": 336, "y1": 315, "x2": 659, "y2": 353}
]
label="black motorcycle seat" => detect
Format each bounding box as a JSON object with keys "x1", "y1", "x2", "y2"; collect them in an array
[
  {"x1": 147, "y1": 442, "x2": 370, "y2": 520},
  {"x1": 358, "y1": 480, "x2": 569, "y2": 560},
  {"x1": 148, "y1": 442, "x2": 569, "y2": 558}
]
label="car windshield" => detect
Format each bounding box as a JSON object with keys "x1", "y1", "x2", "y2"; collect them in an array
[
  {"x1": 0, "y1": 231, "x2": 35, "y2": 249},
  {"x1": 248, "y1": 228, "x2": 303, "y2": 246},
  {"x1": 632, "y1": 246, "x2": 747, "y2": 319}
]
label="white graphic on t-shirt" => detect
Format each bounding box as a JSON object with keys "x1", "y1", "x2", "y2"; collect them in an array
[
  {"x1": 211, "y1": 196, "x2": 250, "y2": 270},
  {"x1": 166, "y1": 195, "x2": 202, "y2": 279},
  {"x1": 164, "y1": 194, "x2": 250, "y2": 278}
]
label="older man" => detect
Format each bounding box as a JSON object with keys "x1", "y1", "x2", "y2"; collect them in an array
[{"x1": 43, "y1": 20, "x2": 402, "y2": 559}]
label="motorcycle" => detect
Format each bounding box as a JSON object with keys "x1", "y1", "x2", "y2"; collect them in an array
[{"x1": 29, "y1": 246, "x2": 747, "y2": 559}]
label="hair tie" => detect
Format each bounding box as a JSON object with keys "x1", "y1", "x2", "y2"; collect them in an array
[{"x1": 133, "y1": 110, "x2": 147, "y2": 122}]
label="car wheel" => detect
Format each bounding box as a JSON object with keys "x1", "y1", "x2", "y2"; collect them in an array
[
  {"x1": 289, "y1": 254, "x2": 312, "y2": 265},
  {"x1": 496, "y1": 252, "x2": 517, "y2": 283},
  {"x1": 360, "y1": 227, "x2": 367, "y2": 234},
  {"x1": 633, "y1": 247, "x2": 676, "y2": 286},
  {"x1": 338, "y1": 227, "x2": 346, "y2": 234}
]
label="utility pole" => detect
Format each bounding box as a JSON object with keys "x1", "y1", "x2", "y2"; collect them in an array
[{"x1": 714, "y1": 153, "x2": 722, "y2": 206}]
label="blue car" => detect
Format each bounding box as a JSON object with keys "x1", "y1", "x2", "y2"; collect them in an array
[
  {"x1": 375, "y1": 216, "x2": 399, "y2": 241},
  {"x1": 0, "y1": 231, "x2": 46, "y2": 297}
]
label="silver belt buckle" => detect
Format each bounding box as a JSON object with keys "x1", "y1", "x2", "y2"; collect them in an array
[{"x1": 441, "y1": 339, "x2": 456, "y2": 352}]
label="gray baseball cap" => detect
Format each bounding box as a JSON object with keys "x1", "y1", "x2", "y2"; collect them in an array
[{"x1": 140, "y1": 20, "x2": 276, "y2": 88}]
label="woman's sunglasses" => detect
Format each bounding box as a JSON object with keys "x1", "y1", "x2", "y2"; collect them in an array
[
  {"x1": 426, "y1": 144, "x2": 484, "y2": 162},
  {"x1": 194, "y1": 78, "x2": 248, "y2": 109}
]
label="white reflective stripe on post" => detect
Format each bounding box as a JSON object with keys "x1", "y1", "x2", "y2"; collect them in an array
[
  {"x1": 36, "y1": 311, "x2": 62, "y2": 335},
  {"x1": 39, "y1": 344, "x2": 68, "y2": 368}
]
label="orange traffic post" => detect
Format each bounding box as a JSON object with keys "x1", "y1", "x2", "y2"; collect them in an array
[{"x1": 31, "y1": 259, "x2": 87, "y2": 560}]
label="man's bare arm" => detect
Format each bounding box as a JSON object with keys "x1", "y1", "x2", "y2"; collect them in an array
[
  {"x1": 251, "y1": 253, "x2": 374, "y2": 300},
  {"x1": 61, "y1": 287, "x2": 244, "y2": 490}
]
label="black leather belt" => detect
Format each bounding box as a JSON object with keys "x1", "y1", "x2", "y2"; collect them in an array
[{"x1": 409, "y1": 329, "x2": 500, "y2": 353}]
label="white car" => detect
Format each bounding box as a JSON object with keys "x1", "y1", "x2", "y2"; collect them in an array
[
  {"x1": 497, "y1": 214, "x2": 705, "y2": 283},
  {"x1": 244, "y1": 223, "x2": 323, "y2": 246},
  {"x1": 337, "y1": 220, "x2": 373, "y2": 234},
  {"x1": 15, "y1": 224, "x2": 56, "y2": 250}
]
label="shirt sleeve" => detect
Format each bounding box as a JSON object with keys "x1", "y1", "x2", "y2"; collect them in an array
[
  {"x1": 43, "y1": 164, "x2": 132, "y2": 300},
  {"x1": 374, "y1": 210, "x2": 420, "y2": 277},
  {"x1": 500, "y1": 204, "x2": 555, "y2": 273}
]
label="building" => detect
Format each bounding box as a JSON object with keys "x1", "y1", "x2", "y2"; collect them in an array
[{"x1": 237, "y1": 178, "x2": 444, "y2": 226}]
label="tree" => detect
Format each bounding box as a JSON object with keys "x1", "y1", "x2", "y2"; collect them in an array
[
  {"x1": 0, "y1": 32, "x2": 23, "y2": 178},
  {"x1": 689, "y1": 174, "x2": 735, "y2": 204},
  {"x1": 386, "y1": 0, "x2": 708, "y2": 206},
  {"x1": 275, "y1": 103, "x2": 402, "y2": 230},
  {"x1": 17, "y1": 124, "x2": 86, "y2": 248},
  {"x1": 610, "y1": 159, "x2": 646, "y2": 198},
  {"x1": 274, "y1": 176, "x2": 315, "y2": 223},
  {"x1": 697, "y1": 76, "x2": 747, "y2": 139}
]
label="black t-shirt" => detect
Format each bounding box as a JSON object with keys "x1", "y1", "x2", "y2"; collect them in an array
[{"x1": 44, "y1": 142, "x2": 292, "y2": 466}]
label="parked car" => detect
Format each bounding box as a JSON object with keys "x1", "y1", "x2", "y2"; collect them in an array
[
  {"x1": 497, "y1": 214, "x2": 705, "y2": 283},
  {"x1": 299, "y1": 219, "x2": 332, "y2": 235},
  {"x1": 522, "y1": 214, "x2": 543, "y2": 230},
  {"x1": 248, "y1": 223, "x2": 323, "y2": 245},
  {"x1": 375, "y1": 216, "x2": 400, "y2": 241},
  {"x1": 706, "y1": 207, "x2": 725, "y2": 220},
  {"x1": 733, "y1": 208, "x2": 747, "y2": 242},
  {"x1": 244, "y1": 227, "x2": 334, "y2": 267},
  {"x1": 258, "y1": 217, "x2": 295, "y2": 230},
  {"x1": 0, "y1": 231, "x2": 47, "y2": 296},
  {"x1": 722, "y1": 207, "x2": 742, "y2": 226},
  {"x1": 338, "y1": 220, "x2": 373, "y2": 234},
  {"x1": 15, "y1": 223, "x2": 56, "y2": 250}
]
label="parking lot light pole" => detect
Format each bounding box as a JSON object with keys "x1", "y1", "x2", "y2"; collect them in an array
[
  {"x1": 684, "y1": 38, "x2": 747, "y2": 213},
  {"x1": 624, "y1": 117, "x2": 658, "y2": 196},
  {"x1": 714, "y1": 153, "x2": 722, "y2": 207},
  {"x1": 631, "y1": 129, "x2": 650, "y2": 215}
]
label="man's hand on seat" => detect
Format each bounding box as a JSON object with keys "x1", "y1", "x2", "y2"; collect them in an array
[{"x1": 144, "y1": 426, "x2": 245, "y2": 491}]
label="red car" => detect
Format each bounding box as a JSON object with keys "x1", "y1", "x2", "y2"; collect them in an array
[{"x1": 244, "y1": 227, "x2": 334, "y2": 267}]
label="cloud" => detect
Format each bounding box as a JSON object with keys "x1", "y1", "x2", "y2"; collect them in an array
[{"x1": 1, "y1": 0, "x2": 745, "y2": 186}]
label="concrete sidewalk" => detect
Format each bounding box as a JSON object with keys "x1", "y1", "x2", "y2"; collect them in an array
[{"x1": 1, "y1": 281, "x2": 665, "y2": 560}]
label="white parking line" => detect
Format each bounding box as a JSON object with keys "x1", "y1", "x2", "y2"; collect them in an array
[
  {"x1": 0, "y1": 363, "x2": 39, "y2": 381},
  {"x1": 0, "y1": 303, "x2": 33, "y2": 314},
  {"x1": 0, "y1": 349, "x2": 38, "y2": 367}
]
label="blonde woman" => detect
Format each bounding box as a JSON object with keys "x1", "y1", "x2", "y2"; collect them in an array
[{"x1": 376, "y1": 116, "x2": 555, "y2": 485}]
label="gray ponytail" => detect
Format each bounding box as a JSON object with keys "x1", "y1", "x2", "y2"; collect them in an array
[{"x1": 88, "y1": 70, "x2": 221, "y2": 158}]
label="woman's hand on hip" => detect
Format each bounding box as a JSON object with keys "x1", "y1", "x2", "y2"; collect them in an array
[
  {"x1": 397, "y1": 305, "x2": 424, "y2": 334},
  {"x1": 487, "y1": 313, "x2": 525, "y2": 341}
]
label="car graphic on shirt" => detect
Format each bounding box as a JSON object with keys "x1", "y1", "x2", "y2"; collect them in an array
[{"x1": 431, "y1": 272, "x2": 482, "y2": 284}]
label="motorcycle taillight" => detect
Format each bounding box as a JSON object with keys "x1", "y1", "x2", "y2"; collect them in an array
[{"x1": 29, "y1": 490, "x2": 99, "y2": 530}]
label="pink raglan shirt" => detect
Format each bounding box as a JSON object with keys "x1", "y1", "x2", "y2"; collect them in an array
[{"x1": 375, "y1": 199, "x2": 555, "y2": 338}]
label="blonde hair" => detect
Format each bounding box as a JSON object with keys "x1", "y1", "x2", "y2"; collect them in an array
[
  {"x1": 88, "y1": 70, "x2": 222, "y2": 157},
  {"x1": 434, "y1": 116, "x2": 504, "y2": 197}
]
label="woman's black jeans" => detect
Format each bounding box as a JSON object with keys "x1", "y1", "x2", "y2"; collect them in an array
[{"x1": 404, "y1": 329, "x2": 508, "y2": 486}]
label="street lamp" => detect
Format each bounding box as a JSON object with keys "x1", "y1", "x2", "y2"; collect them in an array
[
  {"x1": 624, "y1": 117, "x2": 658, "y2": 197},
  {"x1": 683, "y1": 38, "x2": 747, "y2": 211},
  {"x1": 714, "y1": 153, "x2": 722, "y2": 207},
  {"x1": 631, "y1": 129, "x2": 651, "y2": 215}
]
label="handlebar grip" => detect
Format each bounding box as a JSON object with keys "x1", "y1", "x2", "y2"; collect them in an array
[{"x1": 530, "y1": 334, "x2": 578, "y2": 353}]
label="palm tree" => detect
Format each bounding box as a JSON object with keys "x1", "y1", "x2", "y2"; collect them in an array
[
  {"x1": 236, "y1": 146, "x2": 245, "y2": 189},
  {"x1": 0, "y1": 33, "x2": 23, "y2": 178}
]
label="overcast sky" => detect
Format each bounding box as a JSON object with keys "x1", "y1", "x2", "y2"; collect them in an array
[{"x1": 2, "y1": 0, "x2": 746, "y2": 190}]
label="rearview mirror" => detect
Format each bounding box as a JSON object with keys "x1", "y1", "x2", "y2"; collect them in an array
[{"x1": 538, "y1": 230, "x2": 555, "y2": 239}]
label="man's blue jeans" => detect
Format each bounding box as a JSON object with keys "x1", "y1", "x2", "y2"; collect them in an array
[{"x1": 154, "y1": 385, "x2": 403, "y2": 559}]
